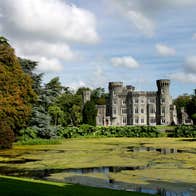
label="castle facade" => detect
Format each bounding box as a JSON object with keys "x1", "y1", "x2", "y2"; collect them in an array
[{"x1": 96, "y1": 79, "x2": 177, "y2": 126}]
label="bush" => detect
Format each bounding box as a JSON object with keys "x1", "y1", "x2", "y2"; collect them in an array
[
  {"x1": 19, "y1": 127, "x2": 38, "y2": 141},
  {"x1": 0, "y1": 120, "x2": 15, "y2": 149},
  {"x1": 59, "y1": 125, "x2": 161, "y2": 138},
  {"x1": 173, "y1": 125, "x2": 196, "y2": 137}
]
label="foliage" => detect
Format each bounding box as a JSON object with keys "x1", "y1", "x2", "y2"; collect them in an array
[
  {"x1": 19, "y1": 58, "x2": 43, "y2": 95},
  {"x1": 0, "y1": 120, "x2": 15, "y2": 149},
  {"x1": 0, "y1": 37, "x2": 36, "y2": 144},
  {"x1": 187, "y1": 95, "x2": 196, "y2": 125},
  {"x1": 19, "y1": 127, "x2": 38, "y2": 141},
  {"x1": 173, "y1": 95, "x2": 191, "y2": 122},
  {"x1": 56, "y1": 92, "x2": 82, "y2": 126},
  {"x1": 83, "y1": 101, "x2": 97, "y2": 126},
  {"x1": 58, "y1": 125, "x2": 161, "y2": 138},
  {"x1": 48, "y1": 105, "x2": 64, "y2": 126},
  {"x1": 173, "y1": 125, "x2": 196, "y2": 137},
  {"x1": 91, "y1": 87, "x2": 108, "y2": 105}
]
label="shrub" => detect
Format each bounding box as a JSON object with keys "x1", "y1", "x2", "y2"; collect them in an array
[
  {"x1": 59, "y1": 125, "x2": 161, "y2": 138},
  {"x1": 173, "y1": 125, "x2": 196, "y2": 137},
  {"x1": 0, "y1": 120, "x2": 15, "y2": 149}
]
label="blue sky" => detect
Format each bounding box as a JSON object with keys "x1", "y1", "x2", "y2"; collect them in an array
[{"x1": 0, "y1": 0, "x2": 196, "y2": 97}]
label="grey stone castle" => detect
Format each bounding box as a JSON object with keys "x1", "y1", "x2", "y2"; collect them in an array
[{"x1": 84, "y1": 79, "x2": 178, "y2": 126}]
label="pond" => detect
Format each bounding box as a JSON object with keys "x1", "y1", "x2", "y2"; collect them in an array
[{"x1": 46, "y1": 166, "x2": 192, "y2": 196}]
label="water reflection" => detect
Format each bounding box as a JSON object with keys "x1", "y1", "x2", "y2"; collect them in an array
[{"x1": 48, "y1": 166, "x2": 191, "y2": 196}]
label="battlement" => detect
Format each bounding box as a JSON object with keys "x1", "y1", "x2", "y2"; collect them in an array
[
  {"x1": 109, "y1": 82, "x2": 123, "y2": 90},
  {"x1": 156, "y1": 79, "x2": 170, "y2": 88}
]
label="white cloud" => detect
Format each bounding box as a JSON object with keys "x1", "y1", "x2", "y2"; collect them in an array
[
  {"x1": 111, "y1": 56, "x2": 140, "y2": 69},
  {"x1": 169, "y1": 72, "x2": 196, "y2": 83},
  {"x1": 185, "y1": 56, "x2": 196, "y2": 73},
  {"x1": 126, "y1": 10, "x2": 155, "y2": 37},
  {"x1": 169, "y1": 55, "x2": 196, "y2": 83},
  {"x1": 36, "y1": 57, "x2": 63, "y2": 73},
  {"x1": 14, "y1": 41, "x2": 75, "y2": 61},
  {"x1": 110, "y1": 0, "x2": 196, "y2": 36},
  {"x1": 69, "y1": 81, "x2": 87, "y2": 91},
  {"x1": 0, "y1": 0, "x2": 99, "y2": 73},
  {"x1": 156, "y1": 44, "x2": 176, "y2": 57},
  {"x1": 0, "y1": 0, "x2": 99, "y2": 44}
]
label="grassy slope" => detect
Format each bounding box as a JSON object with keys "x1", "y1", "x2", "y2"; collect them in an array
[{"x1": 0, "y1": 175, "x2": 150, "y2": 196}]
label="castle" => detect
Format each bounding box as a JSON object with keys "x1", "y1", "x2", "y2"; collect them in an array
[{"x1": 84, "y1": 79, "x2": 178, "y2": 126}]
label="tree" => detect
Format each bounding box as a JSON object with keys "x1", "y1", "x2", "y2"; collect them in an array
[
  {"x1": 19, "y1": 58, "x2": 43, "y2": 94},
  {"x1": 57, "y1": 92, "x2": 83, "y2": 126},
  {"x1": 187, "y1": 95, "x2": 196, "y2": 124},
  {"x1": 83, "y1": 101, "x2": 97, "y2": 126},
  {"x1": 48, "y1": 105, "x2": 64, "y2": 126},
  {"x1": 91, "y1": 87, "x2": 108, "y2": 105},
  {"x1": 173, "y1": 95, "x2": 191, "y2": 122},
  {"x1": 0, "y1": 36, "x2": 36, "y2": 147}
]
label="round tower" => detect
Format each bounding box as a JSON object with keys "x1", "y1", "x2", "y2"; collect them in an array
[
  {"x1": 108, "y1": 82, "x2": 123, "y2": 125},
  {"x1": 156, "y1": 79, "x2": 172, "y2": 125}
]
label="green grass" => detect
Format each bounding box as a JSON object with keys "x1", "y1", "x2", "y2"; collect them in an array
[
  {"x1": 16, "y1": 138, "x2": 62, "y2": 145},
  {"x1": 0, "y1": 175, "x2": 150, "y2": 196}
]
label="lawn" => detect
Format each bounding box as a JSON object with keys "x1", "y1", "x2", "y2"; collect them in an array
[
  {"x1": 0, "y1": 175, "x2": 150, "y2": 196},
  {"x1": 0, "y1": 137, "x2": 195, "y2": 194}
]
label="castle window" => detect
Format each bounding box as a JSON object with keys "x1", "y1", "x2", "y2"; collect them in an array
[
  {"x1": 135, "y1": 118, "x2": 139, "y2": 124},
  {"x1": 149, "y1": 98, "x2": 154, "y2": 103},
  {"x1": 121, "y1": 108, "x2": 127, "y2": 114},
  {"x1": 113, "y1": 99, "x2": 117, "y2": 105},
  {"x1": 141, "y1": 118, "x2": 144, "y2": 123},
  {"x1": 161, "y1": 107, "x2": 165, "y2": 114},
  {"x1": 150, "y1": 118, "x2": 156, "y2": 123},
  {"x1": 161, "y1": 98, "x2": 165, "y2": 103},
  {"x1": 135, "y1": 107, "x2": 139, "y2": 113},
  {"x1": 135, "y1": 98, "x2": 139, "y2": 103},
  {"x1": 141, "y1": 99, "x2": 144, "y2": 103},
  {"x1": 122, "y1": 99, "x2": 126, "y2": 105},
  {"x1": 122, "y1": 116, "x2": 127, "y2": 124},
  {"x1": 150, "y1": 107, "x2": 155, "y2": 113},
  {"x1": 141, "y1": 108, "x2": 144, "y2": 113}
]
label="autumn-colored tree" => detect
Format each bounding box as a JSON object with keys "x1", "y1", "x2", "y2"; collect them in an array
[{"x1": 0, "y1": 36, "x2": 36, "y2": 147}]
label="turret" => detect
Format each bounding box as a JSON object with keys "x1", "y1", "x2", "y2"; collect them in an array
[
  {"x1": 156, "y1": 79, "x2": 172, "y2": 125},
  {"x1": 82, "y1": 90, "x2": 91, "y2": 105}
]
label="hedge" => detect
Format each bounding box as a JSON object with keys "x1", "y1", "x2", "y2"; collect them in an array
[{"x1": 57, "y1": 125, "x2": 161, "y2": 138}]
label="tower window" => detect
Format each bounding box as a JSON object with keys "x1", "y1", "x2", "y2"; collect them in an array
[{"x1": 141, "y1": 108, "x2": 144, "y2": 113}]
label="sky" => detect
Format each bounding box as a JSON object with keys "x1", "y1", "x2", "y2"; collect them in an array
[{"x1": 0, "y1": 0, "x2": 196, "y2": 97}]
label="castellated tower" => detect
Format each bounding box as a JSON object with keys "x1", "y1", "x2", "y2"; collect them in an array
[
  {"x1": 82, "y1": 90, "x2": 91, "y2": 106},
  {"x1": 156, "y1": 79, "x2": 172, "y2": 125},
  {"x1": 109, "y1": 82, "x2": 124, "y2": 125}
]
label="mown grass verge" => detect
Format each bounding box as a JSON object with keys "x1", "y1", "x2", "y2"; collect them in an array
[{"x1": 0, "y1": 175, "x2": 151, "y2": 196}]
